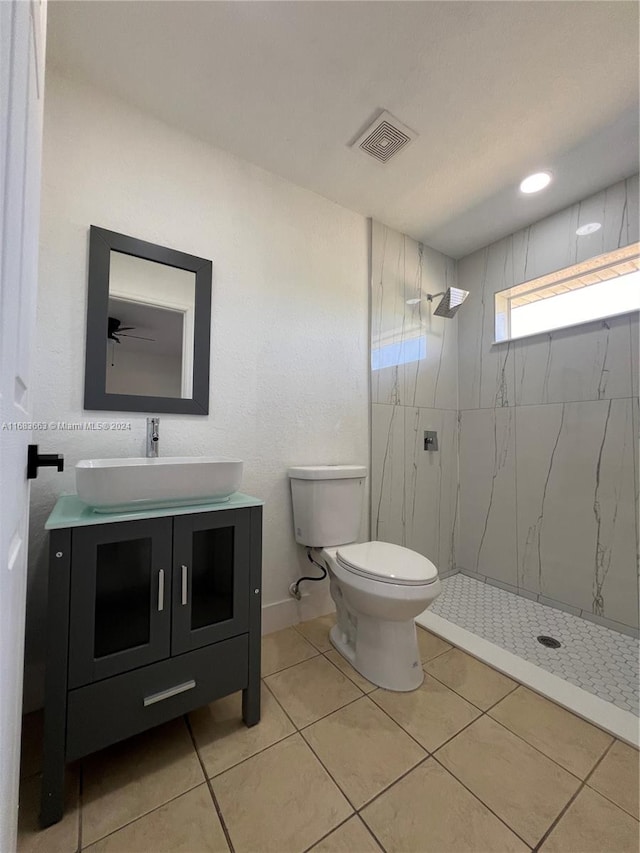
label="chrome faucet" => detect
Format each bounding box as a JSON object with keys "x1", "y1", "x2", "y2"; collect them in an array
[{"x1": 146, "y1": 417, "x2": 159, "y2": 458}]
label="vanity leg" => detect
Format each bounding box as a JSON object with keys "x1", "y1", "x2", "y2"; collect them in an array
[
  {"x1": 243, "y1": 507, "x2": 262, "y2": 728},
  {"x1": 242, "y1": 680, "x2": 260, "y2": 727},
  {"x1": 40, "y1": 530, "x2": 71, "y2": 827},
  {"x1": 40, "y1": 751, "x2": 65, "y2": 828}
]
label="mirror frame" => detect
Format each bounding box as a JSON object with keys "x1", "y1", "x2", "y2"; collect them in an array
[{"x1": 84, "y1": 226, "x2": 212, "y2": 414}]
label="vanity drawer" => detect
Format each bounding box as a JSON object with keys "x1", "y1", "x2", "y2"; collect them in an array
[{"x1": 66, "y1": 633, "x2": 248, "y2": 761}]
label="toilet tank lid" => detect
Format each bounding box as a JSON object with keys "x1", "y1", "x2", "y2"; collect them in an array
[{"x1": 287, "y1": 465, "x2": 367, "y2": 480}]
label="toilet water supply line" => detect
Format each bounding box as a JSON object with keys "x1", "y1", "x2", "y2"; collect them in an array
[{"x1": 289, "y1": 549, "x2": 327, "y2": 600}]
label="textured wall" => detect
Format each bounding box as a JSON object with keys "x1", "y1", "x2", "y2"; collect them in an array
[
  {"x1": 25, "y1": 72, "x2": 369, "y2": 709},
  {"x1": 370, "y1": 221, "x2": 459, "y2": 573},
  {"x1": 456, "y1": 176, "x2": 639, "y2": 633}
]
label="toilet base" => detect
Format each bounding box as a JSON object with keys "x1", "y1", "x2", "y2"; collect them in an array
[{"x1": 330, "y1": 619, "x2": 424, "y2": 692}]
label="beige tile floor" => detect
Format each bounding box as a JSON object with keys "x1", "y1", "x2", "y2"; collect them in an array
[{"x1": 18, "y1": 618, "x2": 640, "y2": 853}]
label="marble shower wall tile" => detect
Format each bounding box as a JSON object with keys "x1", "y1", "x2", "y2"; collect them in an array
[
  {"x1": 457, "y1": 175, "x2": 638, "y2": 412},
  {"x1": 514, "y1": 314, "x2": 637, "y2": 406},
  {"x1": 633, "y1": 397, "x2": 639, "y2": 579},
  {"x1": 506, "y1": 175, "x2": 638, "y2": 284},
  {"x1": 455, "y1": 176, "x2": 639, "y2": 629},
  {"x1": 457, "y1": 243, "x2": 516, "y2": 411},
  {"x1": 404, "y1": 407, "x2": 458, "y2": 572},
  {"x1": 631, "y1": 314, "x2": 639, "y2": 398},
  {"x1": 371, "y1": 178, "x2": 638, "y2": 625},
  {"x1": 370, "y1": 221, "x2": 458, "y2": 410},
  {"x1": 371, "y1": 222, "x2": 412, "y2": 408},
  {"x1": 403, "y1": 309, "x2": 458, "y2": 411},
  {"x1": 370, "y1": 220, "x2": 460, "y2": 571},
  {"x1": 371, "y1": 403, "x2": 406, "y2": 547},
  {"x1": 578, "y1": 175, "x2": 639, "y2": 265},
  {"x1": 371, "y1": 403, "x2": 459, "y2": 572},
  {"x1": 458, "y1": 407, "x2": 517, "y2": 586},
  {"x1": 516, "y1": 399, "x2": 638, "y2": 629}
]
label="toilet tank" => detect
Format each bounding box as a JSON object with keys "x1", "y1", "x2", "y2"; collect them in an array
[{"x1": 287, "y1": 465, "x2": 367, "y2": 547}]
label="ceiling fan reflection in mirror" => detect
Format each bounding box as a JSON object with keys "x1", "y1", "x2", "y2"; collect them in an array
[
  {"x1": 107, "y1": 316, "x2": 155, "y2": 344},
  {"x1": 107, "y1": 316, "x2": 156, "y2": 368}
]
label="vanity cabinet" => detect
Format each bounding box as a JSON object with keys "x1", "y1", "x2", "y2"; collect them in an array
[
  {"x1": 40, "y1": 494, "x2": 262, "y2": 828},
  {"x1": 68, "y1": 517, "x2": 173, "y2": 686},
  {"x1": 171, "y1": 510, "x2": 251, "y2": 654}
]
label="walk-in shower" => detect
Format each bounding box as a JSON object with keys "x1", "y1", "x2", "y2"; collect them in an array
[{"x1": 370, "y1": 204, "x2": 639, "y2": 745}]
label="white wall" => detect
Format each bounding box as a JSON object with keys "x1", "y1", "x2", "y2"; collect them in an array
[
  {"x1": 25, "y1": 72, "x2": 369, "y2": 709},
  {"x1": 106, "y1": 349, "x2": 183, "y2": 398}
]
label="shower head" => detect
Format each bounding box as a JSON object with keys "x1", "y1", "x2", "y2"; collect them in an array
[{"x1": 427, "y1": 287, "x2": 470, "y2": 318}]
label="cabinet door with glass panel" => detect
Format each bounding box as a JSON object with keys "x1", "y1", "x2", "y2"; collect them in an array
[
  {"x1": 171, "y1": 509, "x2": 250, "y2": 654},
  {"x1": 68, "y1": 519, "x2": 172, "y2": 687}
]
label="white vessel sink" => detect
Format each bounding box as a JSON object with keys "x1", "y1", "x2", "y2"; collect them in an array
[{"x1": 76, "y1": 456, "x2": 243, "y2": 513}]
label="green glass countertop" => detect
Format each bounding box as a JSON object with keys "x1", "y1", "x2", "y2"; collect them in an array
[{"x1": 45, "y1": 492, "x2": 264, "y2": 529}]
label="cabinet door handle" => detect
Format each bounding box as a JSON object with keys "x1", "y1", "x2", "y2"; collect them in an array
[
  {"x1": 158, "y1": 569, "x2": 165, "y2": 612},
  {"x1": 181, "y1": 564, "x2": 188, "y2": 606},
  {"x1": 143, "y1": 679, "x2": 196, "y2": 707}
]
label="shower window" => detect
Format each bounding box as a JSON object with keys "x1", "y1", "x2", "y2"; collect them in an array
[{"x1": 494, "y1": 242, "x2": 640, "y2": 342}]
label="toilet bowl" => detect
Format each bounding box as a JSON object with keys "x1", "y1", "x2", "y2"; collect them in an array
[
  {"x1": 321, "y1": 542, "x2": 441, "y2": 691},
  {"x1": 287, "y1": 465, "x2": 442, "y2": 692}
]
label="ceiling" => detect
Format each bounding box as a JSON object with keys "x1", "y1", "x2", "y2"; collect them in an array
[{"x1": 47, "y1": 1, "x2": 639, "y2": 258}]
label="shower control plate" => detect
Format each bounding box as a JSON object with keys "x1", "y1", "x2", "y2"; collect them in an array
[{"x1": 424, "y1": 431, "x2": 438, "y2": 451}]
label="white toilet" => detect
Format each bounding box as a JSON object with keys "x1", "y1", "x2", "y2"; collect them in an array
[{"x1": 287, "y1": 465, "x2": 441, "y2": 691}]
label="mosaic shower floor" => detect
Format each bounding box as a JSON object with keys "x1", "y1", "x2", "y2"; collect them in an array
[{"x1": 430, "y1": 574, "x2": 640, "y2": 716}]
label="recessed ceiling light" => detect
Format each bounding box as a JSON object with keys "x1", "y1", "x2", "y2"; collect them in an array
[
  {"x1": 519, "y1": 172, "x2": 552, "y2": 194},
  {"x1": 576, "y1": 222, "x2": 602, "y2": 236}
]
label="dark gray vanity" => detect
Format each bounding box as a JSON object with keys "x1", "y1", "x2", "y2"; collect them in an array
[{"x1": 40, "y1": 493, "x2": 262, "y2": 827}]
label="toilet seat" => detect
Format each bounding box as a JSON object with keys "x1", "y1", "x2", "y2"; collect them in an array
[{"x1": 336, "y1": 541, "x2": 438, "y2": 586}]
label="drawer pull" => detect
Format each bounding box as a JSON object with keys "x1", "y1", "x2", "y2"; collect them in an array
[
  {"x1": 143, "y1": 679, "x2": 196, "y2": 707},
  {"x1": 181, "y1": 564, "x2": 188, "y2": 605},
  {"x1": 158, "y1": 569, "x2": 165, "y2": 612}
]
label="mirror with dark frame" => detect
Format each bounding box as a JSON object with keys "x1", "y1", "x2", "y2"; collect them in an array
[{"x1": 84, "y1": 226, "x2": 212, "y2": 414}]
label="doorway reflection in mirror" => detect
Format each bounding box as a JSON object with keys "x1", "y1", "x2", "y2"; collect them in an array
[{"x1": 105, "y1": 251, "x2": 196, "y2": 399}]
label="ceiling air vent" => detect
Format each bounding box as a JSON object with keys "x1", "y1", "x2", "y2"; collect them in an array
[{"x1": 353, "y1": 110, "x2": 417, "y2": 164}]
